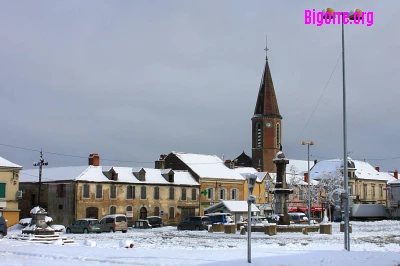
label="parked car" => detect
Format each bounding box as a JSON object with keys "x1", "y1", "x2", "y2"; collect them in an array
[
  {"x1": 99, "y1": 214, "x2": 128, "y2": 233},
  {"x1": 0, "y1": 216, "x2": 7, "y2": 238},
  {"x1": 288, "y1": 212, "x2": 309, "y2": 224},
  {"x1": 66, "y1": 219, "x2": 101, "y2": 234},
  {"x1": 205, "y1": 213, "x2": 234, "y2": 224},
  {"x1": 177, "y1": 216, "x2": 212, "y2": 231},
  {"x1": 146, "y1": 216, "x2": 163, "y2": 227}
]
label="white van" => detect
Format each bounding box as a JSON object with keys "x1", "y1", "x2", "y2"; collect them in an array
[{"x1": 288, "y1": 212, "x2": 309, "y2": 224}]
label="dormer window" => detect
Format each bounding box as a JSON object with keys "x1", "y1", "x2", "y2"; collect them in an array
[
  {"x1": 102, "y1": 167, "x2": 118, "y2": 181},
  {"x1": 133, "y1": 168, "x2": 146, "y2": 181},
  {"x1": 161, "y1": 169, "x2": 174, "y2": 182}
]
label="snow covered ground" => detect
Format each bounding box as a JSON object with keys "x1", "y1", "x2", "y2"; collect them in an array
[{"x1": 0, "y1": 221, "x2": 399, "y2": 266}]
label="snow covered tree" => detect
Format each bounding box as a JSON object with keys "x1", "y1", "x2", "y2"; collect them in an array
[{"x1": 317, "y1": 168, "x2": 344, "y2": 220}]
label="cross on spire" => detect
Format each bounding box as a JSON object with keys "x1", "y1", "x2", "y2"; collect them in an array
[{"x1": 264, "y1": 35, "x2": 269, "y2": 57}]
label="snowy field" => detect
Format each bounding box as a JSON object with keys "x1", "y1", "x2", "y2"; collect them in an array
[{"x1": 0, "y1": 221, "x2": 399, "y2": 266}]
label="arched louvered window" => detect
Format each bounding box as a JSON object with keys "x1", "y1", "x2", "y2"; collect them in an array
[
  {"x1": 256, "y1": 123, "x2": 262, "y2": 147},
  {"x1": 276, "y1": 123, "x2": 280, "y2": 148}
]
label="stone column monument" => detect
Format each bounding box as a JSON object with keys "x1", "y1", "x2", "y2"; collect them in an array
[{"x1": 271, "y1": 148, "x2": 293, "y2": 225}]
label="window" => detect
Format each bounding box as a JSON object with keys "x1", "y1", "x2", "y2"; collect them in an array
[
  {"x1": 56, "y1": 184, "x2": 66, "y2": 197},
  {"x1": 230, "y1": 188, "x2": 238, "y2": 200},
  {"x1": 276, "y1": 123, "x2": 280, "y2": 147},
  {"x1": 372, "y1": 185, "x2": 375, "y2": 198},
  {"x1": 380, "y1": 185, "x2": 383, "y2": 197},
  {"x1": 256, "y1": 123, "x2": 262, "y2": 147},
  {"x1": 96, "y1": 185, "x2": 103, "y2": 199},
  {"x1": 83, "y1": 184, "x2": 90, "y2": 198},
  {"x1": 169, "y1": 207, "x2": 175, "y2": 220},
  {"x1": 169, "y1": 187, "x2": 175, "y2": 200},
  {"x1": 141, "y1": 186, "x2": 147, "y2": 200},
  {"x1": 126, "y1": 205, "x2": 133, "y2": 212},
  {"x1": 154, "y1": 207, "x2": 160, "y2": 216},
  {"x1": 207, "y1": 188, "x2": 214, "y2": 200},
  {"x1": 348, "y1": 185, "x2": 353, "y2": 196},
  {"x1": 110, "y1": 206, "x2": 116, "y2": 215},
  {"x1": 181, "y1": 188, "x2": 187, "y2": 200},
  {"x1": 154, "y1": 187, "x2": 160, "y2": 200},
  {"x1": 191, "y1": 188, "x2": 197, "y2": 201},
  {"x1": 31, "y1": 194, "x2": 35, "y2": 206},
  {"x1": 127, "y1": 185, "x2": 135, "y2": 199},
  {"x1": 0, "y1": 183, "x2": 6, "y2": 198},
  {"x1": 110, "y1": 185, "x2": 117, "y2": 199},
  {"x1": 219, "y1": 188, "x2": 226, "y2": 200},
  {"x1": 299, "y1": 188, "x2": 304, "y2": 200},
  {"x1": 363, "y1": 184, "x2": 368, "y2": 199}
]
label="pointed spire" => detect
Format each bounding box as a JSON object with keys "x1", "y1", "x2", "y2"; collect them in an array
[{"x1": 253, "y1": 43, "x2": 281, "y2": 118}]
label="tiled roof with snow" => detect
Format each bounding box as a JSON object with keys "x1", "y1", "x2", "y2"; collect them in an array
[
  {"x1": 173, "y1": 152, "x2": 244, "y2": 180},
  {"x1": 0, "y1": 156, "x2": 22, "y2": 169},
  {"x1": 20, "y1": 166, "x2": 90, "y2": 182},
  {"x1": 232, "y1": 167, "x2": 266, "y2": 182},
  {"x1": 310, "y1": 159, "x2": 397, "y2": 183},
  {"x1": 204, "y1": 200, "x2": 260, "y2": 212},
  {"x1": 20, "y1": 166, "x2": 199, "y2": 186}
]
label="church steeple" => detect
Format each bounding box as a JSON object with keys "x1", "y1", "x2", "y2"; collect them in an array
[
  {"x1": 253, "y1": 56, "x2": 281, "y2": 118},
  {"x1": 251, "y1": 41, "x2": 283, "y2": 173}
]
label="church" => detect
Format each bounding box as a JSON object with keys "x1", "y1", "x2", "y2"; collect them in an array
[{"x1": 233, "y1": 51, "x2": 282, "y2": 173}]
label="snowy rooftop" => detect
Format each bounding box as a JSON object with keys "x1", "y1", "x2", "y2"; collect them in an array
[
  {"x1": 0, "y1": 156, "x2": 22, "y2": 169},
  {"x1": 20, "y1": 166, "x2": 199, "y2": 186},
  {"x1": 173, "y1": 151, "x2": 244, "y2": 180},
  {"x1": 232, "y1": 167, "x2": 267, "y2": 182},
  {"x1": 204, "y1": 200, "x2": 260, "y2": 212},
  {"x1": 310, "y1": 159, "x2": 397, "y2": 183}
]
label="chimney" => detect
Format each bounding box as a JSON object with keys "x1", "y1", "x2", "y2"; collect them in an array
[
  {"x1": 394, "y1": 170, "x2": 398, "y2": 180},
  {"x1": 224, "y1": 159, "x2": 231, "y2": 168},
  {"x1": 257, "y1": 168, "x2": 261, "y2": 172},
  {"x1": 155, "y1": 154, "x2": 166, "y2": 170},
  {"x1": 89, "y1": 153, "x2": 100, "y2": 166},
  {"x1": 304, "y1": 172, "x2": 309, "y2": 183},
  {"x1": 375, "y1": 166, "x2": 380, "y2": 172}
]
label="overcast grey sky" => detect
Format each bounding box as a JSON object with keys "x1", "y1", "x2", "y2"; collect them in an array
[{"x1": 1, "y1": 1, "x2": 399, "y2": 172}]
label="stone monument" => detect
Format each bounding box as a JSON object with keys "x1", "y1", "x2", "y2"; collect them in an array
[
  {"x1": 22, "y1": 206, "x2": 55, "y2": 235},
  {"x1": 271, "y1": 147, "x2": 293, "y2": 225}
]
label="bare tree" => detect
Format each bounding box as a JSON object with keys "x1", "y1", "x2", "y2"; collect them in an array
[{"x1": 317, "y1": 168, "x2": 344, "y2": 220}]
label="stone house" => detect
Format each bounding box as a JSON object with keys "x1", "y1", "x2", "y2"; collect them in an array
[
  {"x1": 310, "y1": 158, "x2": 397, "y2": 206},
  {"x1": 19, "y1": 154, "x2": 200, "y2": 226},
  {"x1": 389, "y1": 171, "x2": 400, "y2": 219},
  {"x1": 0, "y1": 157, "x2": 23, "y2": 226},
  {"x1": 156, "y1": 152, "x2": 248, "y2": 215}
]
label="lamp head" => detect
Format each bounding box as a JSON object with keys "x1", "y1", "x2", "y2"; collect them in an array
[
  {"x1": 310, "y1": 141, "x2": 314, "y2": 146},
  {"x1": 322, "y1": 8, "x2": 336, "y2": 19},
  {"x1": 301, "y1": 141, "x2": 306, "y2": 145},
  {"x1": 349, "y1": 9, "x2": 362, "y2": 21},
  {"x1": 246, "y1": 173, "x2": 257, "y2": 194}
]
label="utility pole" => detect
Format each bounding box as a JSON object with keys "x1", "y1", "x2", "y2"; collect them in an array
[{"x1": 33, "y1": 149, "x2": 48, "y2": 207}]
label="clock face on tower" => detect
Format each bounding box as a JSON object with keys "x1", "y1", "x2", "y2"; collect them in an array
[{"x1": 265, "y1": 122, "x2": 272, "y2": 128}]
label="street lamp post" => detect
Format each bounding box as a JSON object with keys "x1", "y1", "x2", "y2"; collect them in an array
[
  {"x1": 33, "y1": 149, "x2": 48, "y2": 208},
  {"x1": 246, "y1": 174, "x2": 257, "y2": 263},
  {"x1": 323, "y1": 7, "x2": 362, "y2": 251},
  {"x1": 302, "y1": 141, "x2": 314, "y2": 224}
]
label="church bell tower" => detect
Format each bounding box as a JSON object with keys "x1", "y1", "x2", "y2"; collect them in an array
[{"x1": 251, "y1": 43, "x2": 282, "y2": 173}]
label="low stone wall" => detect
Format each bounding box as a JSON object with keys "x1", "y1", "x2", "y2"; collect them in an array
[
  {"x1": 224, "y1": 224, "x2": 236, "y2": 234},
  {"x1": 320, "y1": 224, "x2": 332, "y2": 235},
  {"x1": 277, "y1": 225, "x2": 319, "y2": 233},
  {"x1": 212, "y1": 223, "x2": 224, "y2": 232},
  {"x1": 340, "y1": 223, "x2": 352, "y2": 233},
  {"x1": 264, "y1": 224, "x2": 277, "y2": 236}
]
